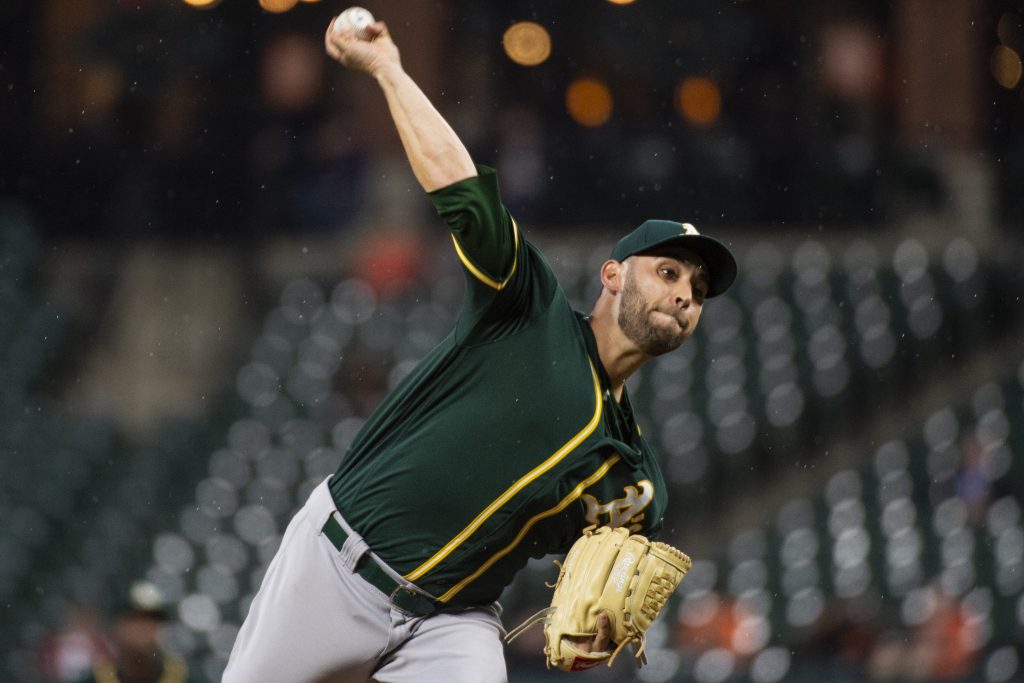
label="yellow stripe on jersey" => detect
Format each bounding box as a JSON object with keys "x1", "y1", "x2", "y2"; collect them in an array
[
  {"x1": 449, "y1": 216, "x2": 520, "y2": 291},
  {"x1": 404, "y1": 360, "x2": 603, "y2": 582},
  {"x1": 437, "y1": 454, "x2": 621, "y2": 603}
]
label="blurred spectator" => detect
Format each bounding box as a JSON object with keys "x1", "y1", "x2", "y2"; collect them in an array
[
  {"x1": 76, "y1": 581, "x2": 198, "y2": 683},
  {"x1": 814, "y1": 19, "x2": 888, "y2": 223},
  {"x1": 865, "y1": 630, "x2": 911, "y2": 680},
  {"x1": 673, "y1": 591, "x2": 752, "y2": 658},
  {"x1": 27, "y1": 0, "x2": 1009, "y2": 236},
  {"x1": 797, "y1": 600, "x2": 879, "y2": 680},
  {"x1": 35, "y1": 603, "x2": 112, "y2": 682},
  {"x1": 249, "y1": 31, "x2": 368, "y2": 234},
  {"x1": 866, "y1": 591, "x2": 982, "y2": 681},
  {"x1": 904, "y1": 591, "x2": 982, "y2": 680},
  {"x1": 495, "y1": 104, "x2": 548, "y2": 222},
  {"x1": 35, "y1": 0, "x2": 250, "y2": 239},
  {"x1": 955, "y1": 430, "x2": 993, "y2": 526},
  {"x1": 351, "y1": 229, "x2": 428, "y2": 299}
]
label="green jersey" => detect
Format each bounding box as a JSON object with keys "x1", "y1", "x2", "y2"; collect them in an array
[{"x1": 329, "y1": 166, "x2": 668, "y2": 608}]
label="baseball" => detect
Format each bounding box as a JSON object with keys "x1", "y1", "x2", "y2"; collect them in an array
[{"x1": 333, "y1": 7, "x2": 375, "y2": 39}]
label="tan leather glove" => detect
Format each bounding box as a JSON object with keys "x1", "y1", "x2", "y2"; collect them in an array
[{"x1": 506, "y1": 526, "x2": 691, "y2": 671}]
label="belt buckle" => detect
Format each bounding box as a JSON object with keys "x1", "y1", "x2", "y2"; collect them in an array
[{"x1": 389, "y1": 585, "x2": 437, "y2": 617}]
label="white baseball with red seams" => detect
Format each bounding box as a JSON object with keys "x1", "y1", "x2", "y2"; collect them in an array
[{"x1": 333, "y1": 7, "x2": 375, "y2": 39}]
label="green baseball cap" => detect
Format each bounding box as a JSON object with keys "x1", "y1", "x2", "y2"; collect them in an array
[{"x1": 610, "y1": 219, "x2": 737, "y2": 298}]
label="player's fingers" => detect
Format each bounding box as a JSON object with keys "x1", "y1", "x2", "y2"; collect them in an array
[
  {"x1": 325, "y1": 20, "x2": 341, "y2": 48},
  {"x1": 594, "y1": 612, "x2": 611, "y2": 652},
  {"x1": 327, "y1": 30, "x2": 353, "y2": 48},
  {"x1": 324, "y1": 30, "x2": 344, "y2": 60},
  {"x1": 325, "y1": 31, "x2": 363, "y2": 66},
  {"x1": 365, "y1": 21, "x2": 390, "y2": 41}
]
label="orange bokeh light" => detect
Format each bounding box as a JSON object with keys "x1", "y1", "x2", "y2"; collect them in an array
[
  {"x1": 676, "y1": 77, "x2": 722, "y2": 126},
  {"x1": 566, "y1": 78, "x2": 613, "y2": 127},
  {"x1": 503, "y1": 22, "x2": 552, "y2": 67},
  {"x1": 991, "y1": 45, "x2": 1023, "y2": 90},
  {"x1": 259, "y1": 0, "x2": 300, "y2": 14}
]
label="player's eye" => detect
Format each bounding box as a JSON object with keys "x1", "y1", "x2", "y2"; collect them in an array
[
  {"x1": 694, "y1": 277, "x2": 710, "y2": 299},
  {"x1": 659, "y1": 267, "x2": 678, "y2": 280}
]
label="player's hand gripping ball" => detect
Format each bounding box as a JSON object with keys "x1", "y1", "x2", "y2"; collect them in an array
[{"x1": 333, "y1": 7, "x2": 375, "y2": 40}]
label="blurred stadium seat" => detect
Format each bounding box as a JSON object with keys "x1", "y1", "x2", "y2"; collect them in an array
[
  {"x1": 666, "y1": 367, "x2": 1024, "y2": 682},
  {"x1": 1, "y1": 205, "x2": 121, "y2": 674},
  {"x1": 0, "y1": 206, "x2": 242, "y2": 682}
]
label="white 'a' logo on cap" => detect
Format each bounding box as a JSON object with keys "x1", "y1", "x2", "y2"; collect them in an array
[{"x1": 681, "y1": 222, "x2": 700, "y2": 235}]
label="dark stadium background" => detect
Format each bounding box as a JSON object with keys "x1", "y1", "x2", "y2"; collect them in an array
[{"x1": 2, "y1": 0, "x2": 1023, "y2": 681}]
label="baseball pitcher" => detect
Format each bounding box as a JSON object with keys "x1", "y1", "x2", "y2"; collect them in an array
[{"x1": 223, "y1": 12, "x2": 737, "y2": 683}]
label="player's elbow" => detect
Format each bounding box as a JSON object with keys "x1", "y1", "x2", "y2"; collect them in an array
[{"x1": 422, "y1": 166, "x2": 478, "y2": 193}]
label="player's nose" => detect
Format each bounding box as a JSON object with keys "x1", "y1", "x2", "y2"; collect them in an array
[{"x1": 672, "y1": 283, "x2": 693, "y2": 310}]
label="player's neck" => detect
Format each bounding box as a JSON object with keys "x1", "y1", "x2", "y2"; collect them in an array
[{"x1": 585, "y1": 310, "x2": 649, "y2": 402}]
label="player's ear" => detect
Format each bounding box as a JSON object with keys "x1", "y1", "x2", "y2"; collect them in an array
[{"x1": 600, "y1": 259, "x2": 625, "y2": 294}]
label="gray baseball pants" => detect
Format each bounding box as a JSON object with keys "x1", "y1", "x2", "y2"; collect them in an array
[{"x1": 223, "y1": 478, "x2": 508, "y2": 683}]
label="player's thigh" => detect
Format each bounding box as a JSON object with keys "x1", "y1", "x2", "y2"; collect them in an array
[
  {"x1": 223, "y1": 509, "x2": 390, "y2": 683},
  {"x1": 372, "y1": 606, "x2": 507, "y2": 683}
]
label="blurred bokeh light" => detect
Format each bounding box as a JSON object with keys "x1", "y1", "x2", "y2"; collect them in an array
[
  {"x1": 502, "y1": 21, "x2": 552, "y2": 67},
  {"x1": 991, "y1": 45, "x2": 1023, "y2": 90},
  {"x1": 675, "y1": 77, "x2": 722, "y2": 127},
  {"x1": 565, "y1": 77, "x2": 613, "y2": 127},
  {"x1": 259, "y1": 0, "x2": 300, "y2": 14}
]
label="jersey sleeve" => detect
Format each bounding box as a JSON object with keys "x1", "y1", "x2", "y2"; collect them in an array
[{"x1": 429, "y1": 165, "x2": 556, "y2": 338}]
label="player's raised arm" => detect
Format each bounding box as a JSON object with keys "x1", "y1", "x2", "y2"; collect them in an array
[
  {"x1": 324, "y1": 16, "x2": 476, "y2": 192},
  {"x1": 326, "y1": 11, "x2": 534, "y2": 326}
]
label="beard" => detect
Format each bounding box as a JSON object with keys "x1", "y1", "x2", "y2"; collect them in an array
[{"x1": 617, "y1": 269, "x2": 689, "y2": 356}]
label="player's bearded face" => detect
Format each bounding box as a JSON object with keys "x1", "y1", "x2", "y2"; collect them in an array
[{"x1": 617, "y1": 266, "x2": 695, "y2": 356}]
